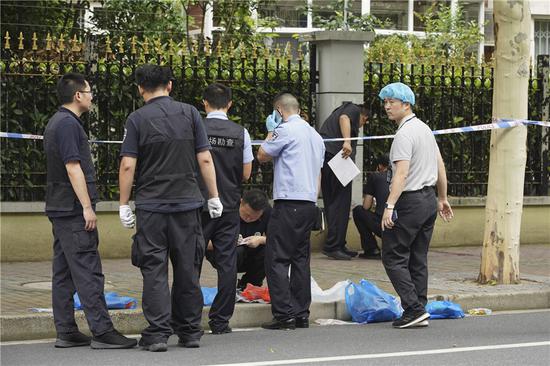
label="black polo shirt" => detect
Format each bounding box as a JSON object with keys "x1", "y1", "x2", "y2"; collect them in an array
[
  {"x1": 240, "y1": 206, "x2": 271, "y2": 237},
  {"x1": 120, "y1": 96, "x2": 210, "y2": 213},
  {"x1": 46, "y1": 107, "x2": 92, "y2": 218},
  {"x1": 319, "y1": 102, "x2": 361, "y2": 160},
  {"x1": 363, "y1": 171, "x2": 390, "y2": 216}
]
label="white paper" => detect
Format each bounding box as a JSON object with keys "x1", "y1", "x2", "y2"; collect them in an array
[{"x1": 327, "y1": 150, "x2": 361, "y2": 187}]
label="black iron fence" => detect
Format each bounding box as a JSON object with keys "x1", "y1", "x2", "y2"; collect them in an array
[
  {"x1": 1, "y1": 32, "x2": 548, "y2": 201},
  {"x1": 1, "y1": 33, "x2": 311, "y2": 201}
]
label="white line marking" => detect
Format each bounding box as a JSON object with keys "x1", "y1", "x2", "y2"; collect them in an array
[{"x1": 202, "y1": 341, "x2": 550, "y2": 366}]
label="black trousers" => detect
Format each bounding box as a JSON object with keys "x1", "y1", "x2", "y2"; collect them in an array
[
  {"x1": 352, "y1": 206, "x2": 382, "y2": 253},
  {"x1": 265, "y1": 200, "x2": 317, "y2": 321},
  {"x1": 381, "y1": 187, "x2": 437, "y2": 313},
  {"x1": 202, "y1": 211, "x2": 240, "y2": 331},
  {"x1": 49, "y1": 215, "x2": 113, "y2": 336},
  {"x1": 321, "y1": 153, "x2": 352, "y2": 253},
  {"x1": 236, "y1": 245, "x2": 266, "y2": 289},
  {"x1": 133, "y1": 209, "x2": 204, "y2": 344}
]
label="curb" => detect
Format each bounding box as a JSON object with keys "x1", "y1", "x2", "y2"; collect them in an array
[{"x1": 2, "y1": 291, "x2": 550, "y2": 342}]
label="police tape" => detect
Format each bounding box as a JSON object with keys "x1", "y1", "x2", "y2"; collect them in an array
[{"x1": 1, "y1": 118, "x2": 549, "y2": 146}]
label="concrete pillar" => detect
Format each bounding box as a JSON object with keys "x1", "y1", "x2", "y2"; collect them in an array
[
  {"x1": 361, "y1": 0, "x2": 371, "y2": 15},
  {"x1": 300, "y1": 31, "x2": 374, "y2": 208},
  {"x1": 307, "y1": 0, "x2": 313, "y2": 29},
  {"x1": 407, "y1": 0, "x2": 414, "y2": 33}
]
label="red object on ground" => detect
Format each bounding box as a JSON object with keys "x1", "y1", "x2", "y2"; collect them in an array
[{"x1": 241, "y1": 284, "x2": 271, "y2": 303}]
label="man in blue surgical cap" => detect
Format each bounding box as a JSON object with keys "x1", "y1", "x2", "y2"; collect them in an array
[{"x1": 378, "y1": 82, "x2": 453, "y2": 329}]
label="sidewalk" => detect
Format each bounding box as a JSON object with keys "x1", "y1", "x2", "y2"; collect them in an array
[{"x1": 1, "y1": 245, "x2": 549, "y2": 341}]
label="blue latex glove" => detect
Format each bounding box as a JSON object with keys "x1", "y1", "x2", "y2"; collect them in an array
[{"x1": 265, "y1": 110, "x2": 282, "y2": 132}]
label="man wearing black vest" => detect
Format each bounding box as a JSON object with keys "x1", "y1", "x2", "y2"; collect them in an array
[
  {"x1": 200, "y1": 83, "x2": 253, "y2": 335},
  {"x1": 319, "y1": 102, "x2": 369, "y2": 260},
  {"x1": 118, "y1": 65, "x2": 222, "y2": 352},
  {"x1": 44, "y1": 73, "x2": 136, "y2": 349}
]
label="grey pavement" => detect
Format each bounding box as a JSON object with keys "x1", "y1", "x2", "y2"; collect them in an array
[
  {"x1": 1, "y1": 245, "x2": 549, "y2": 341},
  {"x1": 1, "y1": 310, "x2": 549, "y2": 366}
]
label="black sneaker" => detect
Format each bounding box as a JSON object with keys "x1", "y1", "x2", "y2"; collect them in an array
[
  {"x1": 322, "y1": 250, "x2": 351, "y2": 261},
  {"x1": 54, "y1": 331, "x2": 91, "y2": 348},
  {"x1": 211, "y1": 325, "x2": 232, "y2": 335},
  {"x1": 178, "y1": 338, "x2": 200, "y2": 348},
  {"x1": 342, "y1": 247, "x2": 358, "y2": 258},
  {"x1": 392, "y1": 311, "x2": 430, "y2": 329},
  {"x1": 138, "y1": 338, "x2": 168, "y2": 352},
  {"x1": 295, "y1": 317, "x2": 309, "y2": 328},
  {"x1": 91, "y1": 329, "x2": 137, "y2": 349},
  {"x1": 261, "y1": 318, "x2": 296, "y2": 330}
]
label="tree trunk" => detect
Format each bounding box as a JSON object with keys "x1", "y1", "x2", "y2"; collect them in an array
[{"x1": 478, "y1": 0, "x2": 531, "y2": 285}]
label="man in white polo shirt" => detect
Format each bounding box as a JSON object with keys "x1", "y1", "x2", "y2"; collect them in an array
[{"x1": 379, "y1": 82, "x2": 454, "y2": 329}]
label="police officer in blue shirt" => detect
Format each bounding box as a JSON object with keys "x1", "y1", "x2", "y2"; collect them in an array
[
  {"x1": 118, "y1": 65, "x2": 222, "y2": 351},
  {"x1": 199, "y1": 83, "x2": 253, "y2": 335},
  {"x1": 257, "y1": 93, "x2": 325, "y2": 330},
  {"x1": 44, "y1": 73, "x2": 136, "y2": 349}
]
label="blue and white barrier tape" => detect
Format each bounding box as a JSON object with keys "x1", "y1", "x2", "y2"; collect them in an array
[{"x1": 1, "y1": 118, "x2": 548, "y2": 146}]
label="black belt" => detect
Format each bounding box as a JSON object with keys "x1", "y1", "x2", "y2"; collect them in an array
[{"x1": 401, "y1": 186, "x2": 435, "y2": 195}]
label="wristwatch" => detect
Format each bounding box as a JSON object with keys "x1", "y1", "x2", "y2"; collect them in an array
[{"x1": 385, "y1": 203, "x2": 395, "y2": 210}]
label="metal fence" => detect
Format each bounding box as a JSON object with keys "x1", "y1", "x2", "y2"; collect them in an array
[
  {"x1": 0, "y1": 33, "x2": 311, "y2": 201},
  {"x1": 1, "y1": 32, "x2": 548, "y2": 201}
]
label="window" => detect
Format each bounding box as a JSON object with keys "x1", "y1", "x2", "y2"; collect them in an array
[{"x1": 534, "y1": 20, "x2": 550, "y2": 60}]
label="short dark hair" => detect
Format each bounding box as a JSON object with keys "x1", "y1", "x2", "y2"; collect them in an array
[
  {"x1": 375, "y1": 154, "x2": 390, "y2": 167},
  {"x1": 135, "y1": 64, "x2": 173, "y2": 92},
  {"x1": 357, "y1": 103, "x2": 370, "y2": 118},
  {"x1": 242, "y1": 189, "x2": 270, "y2": 211},
  {"x1": 57, "y1": 73, "x2": 87, "y2": 104},
  {"x1": 203, "y1": 83, "x2": 232, "y2": 109}
]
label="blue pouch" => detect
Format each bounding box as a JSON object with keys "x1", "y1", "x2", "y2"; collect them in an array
[
  {"x1": 426, "y1": 301, "x2": 465, "y2": 319},
  {"x1": 345, "y1": 280, "x2": 403, "y2": 323},
  {"x1": 202, "y1": 287, "x2": 218, "y2": 306},
  {"x1": 74, "y1": 292, "x2": 137, "y2": 310}
]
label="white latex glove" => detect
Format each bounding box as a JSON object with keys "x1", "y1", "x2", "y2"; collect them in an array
[
  {"x1": 208, "y1": 197, "x2": 223, "y2": 218},
  {"x1": 119, "y1": 204, "x2": 135, "y2": 229}
]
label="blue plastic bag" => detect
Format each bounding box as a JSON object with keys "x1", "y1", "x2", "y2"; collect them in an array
[
  {"x1": 426, "y1": 301, "x2": 465, "y2": 319},
  {"x1": 202, "y1": 287, "x2": 218, "y2": 306},
  {"x1": 73, "y1": 292, "x2": 137, "y2": 310},
  {"x1": 345, "y1": 280, "x2": 403, "y2": 323}
]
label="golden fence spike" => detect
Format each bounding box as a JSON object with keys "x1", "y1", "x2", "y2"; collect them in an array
[
  {"x1": 32, "y1": 32, "x2": 38, "y2": 51},
  {"x1": 105, "y1": 35, "x2": 112, "y2": 54},
  {"x1": 284, "y1": 41, "x2": 292, "y2": 60},
  {"x1": 204, "y1": 38, "x2": 211, "y2": 56},
  {"x1": 18, "y1": 32, "x2": 24, "y2": 50},
  {"x1": 192, "y1": 39, "x2": 198, "y2": 56},
  {"x1": 143, "y1": 37, "x2": 150, "y2": 55},
  {"x1": 131, "y1": 36, "x2": 137, "y2": 55},
  {"x1": 154, "y1": 38, "x2": 161, "y2": 55},
  {"x1": 117, "y1": 36, "x2": 124, "y2": 54},
  {"x1": 274, "y1": 43, "x2": 281, "y2": 59},
  {"x1": 71, "y1": 34, "x2": 80, "y2": 52},
  {"x1": 297, "y1": 45, "x2": 303, "y2": 61},
  {"x1": 240, "y1": 43, "x2": 246, "y2": 59},
  {"x1": 216, "y1": 41, "x2": 222, "y2": 58},
  {"x1": 169, "y1": 38, "x2": 175, "y2": 56},
  {"x1": 58, "y1": 34, "x2": 65, "y2": 52},
  {"x1": 4, "y1": 31, "x2": 11, "y2": 50},
  {"x1": 228, "y1": 40, "x2": 234, "y2": 58},
  {"x1": 263, "y1": 45, "x2": 270, "y2": 59},
  {"x1": 45, "y1": 33, "x2": 52, "y2": 51},
  {"x1": 252, "y1": 44, "x2": 257, "y2": 59}
]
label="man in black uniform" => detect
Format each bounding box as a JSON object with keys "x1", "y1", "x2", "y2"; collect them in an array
[
  {"x1": 118, "y1": 65, "x2": 222, "y2": 351},
  {"x1": 44, "y1": 73, "x2": 136, "y2": 349},
  {"x1": 352, "y1": 155, "x2": 390, "y2": 259},
  {"x1": 206, "y1": 189, "x2": 271, "y2": 290},
  {"x1": 199, "y1": 83, "x2": 253, "y2": 335},
  {"x1": 319, "y1": 102, "x2": 369, "y2": 260}
]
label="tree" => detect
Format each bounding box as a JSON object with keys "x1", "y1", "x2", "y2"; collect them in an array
[{"x1": 478, "y1": 0, "x2": 531, "y2": 285}]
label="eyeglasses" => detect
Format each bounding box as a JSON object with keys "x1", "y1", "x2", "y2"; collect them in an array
[{"x1": 78, "y1": 90, "x2": 93, "y2": 96}]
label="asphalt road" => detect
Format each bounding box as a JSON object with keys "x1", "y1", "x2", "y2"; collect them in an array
[{"x1": 1, "y1": 310, "x2": 549, "y2": 366}]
